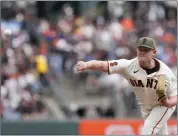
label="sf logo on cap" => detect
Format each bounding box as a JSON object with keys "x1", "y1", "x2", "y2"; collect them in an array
[{"x1": 143, "y1": 38, "x2": 147, "y2": 44}]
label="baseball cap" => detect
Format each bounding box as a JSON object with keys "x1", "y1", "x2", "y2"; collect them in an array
[{"x1": 137, "y1": 37, "x2": 156, "y2": 49}]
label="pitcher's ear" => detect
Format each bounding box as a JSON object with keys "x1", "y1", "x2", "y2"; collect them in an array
[{"x1": 152, "y1": 50, "x2": 156, "y2": 57}]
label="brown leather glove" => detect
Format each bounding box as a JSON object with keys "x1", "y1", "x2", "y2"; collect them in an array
[{"x1": 156, "y1": 74, "x2": 166, "y2": 102}]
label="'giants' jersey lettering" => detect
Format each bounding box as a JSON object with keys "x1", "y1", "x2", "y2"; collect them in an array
[{"x1": 130, "y1": 78, "x2": 158, "y2": 89}]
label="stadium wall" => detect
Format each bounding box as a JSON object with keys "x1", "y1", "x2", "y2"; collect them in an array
[
  {"x1": 1, "y1": 120, "x2": 78, "y2": 135},
  {"x1": 1, "y1": 119, "x2": 177, "y2": 135}
]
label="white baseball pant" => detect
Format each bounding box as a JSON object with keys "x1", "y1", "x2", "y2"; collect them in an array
[{"x1": 141, "y1": 105, "x2": 176, "y2": 135}]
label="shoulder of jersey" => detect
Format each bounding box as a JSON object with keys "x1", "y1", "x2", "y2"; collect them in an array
[
  {"x1": 123, "y1": 57, "x2": 138, "y2": 69},
  {"x1": 156, "y1": 59, "x2": 175, "y2": 77},
  {"x1": 129, "y1": 57, "x2": 138, "y2": 65},
  {"x1": 120, "y1": 58, "x2": 137, "y2": 65}
]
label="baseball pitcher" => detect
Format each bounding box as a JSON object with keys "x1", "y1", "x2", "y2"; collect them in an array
[{"x1": 76, "y1": 37, "x2": 177, "y2": 135}]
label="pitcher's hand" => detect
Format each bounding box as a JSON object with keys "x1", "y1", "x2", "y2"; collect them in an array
[{"x1": 77, "y1": 61, "x2": 88, "y2": 72}]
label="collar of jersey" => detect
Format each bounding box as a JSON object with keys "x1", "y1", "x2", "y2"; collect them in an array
[{"x1": 136, "y1": 57, "x2": 162, "y2": 77}]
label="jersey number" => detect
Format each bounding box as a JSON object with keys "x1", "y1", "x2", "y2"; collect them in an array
[{"x1": 110, "y1": 62, "x2": 118, "y2": 66}]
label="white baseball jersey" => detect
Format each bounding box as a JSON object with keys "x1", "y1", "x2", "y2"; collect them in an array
[{"x1": 108, "y1": 57, "x2": 177, "y2": 111}]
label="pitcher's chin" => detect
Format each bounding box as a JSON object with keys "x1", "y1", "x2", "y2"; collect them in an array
[
  {"x1": 138, "y1": 58, "x2": 147, "y2": 66},
  {"x1": 138, "y1": 57, "x2": 146, "y2": 62}
]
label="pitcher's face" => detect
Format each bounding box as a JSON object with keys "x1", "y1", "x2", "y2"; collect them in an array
[{"x1": 137, "y1": 47, "x2": 156, "y2": 65}]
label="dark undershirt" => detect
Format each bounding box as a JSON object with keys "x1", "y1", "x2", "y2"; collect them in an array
[{"x1": 142, "y1": 59, "x2": 160, "y2": 75}]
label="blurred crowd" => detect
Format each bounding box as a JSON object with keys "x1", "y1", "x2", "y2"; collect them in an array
[
  {"x1": 1, "y1": 2, "x2": 50, "y2": 120},
  {"x1": 1, "y1": 1, "x2": 177, "y2": 120}
]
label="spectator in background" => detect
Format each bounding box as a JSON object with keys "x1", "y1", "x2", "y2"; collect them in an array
[{"x1": 34, "y1": 49, "x2": 49, "y2": 88}]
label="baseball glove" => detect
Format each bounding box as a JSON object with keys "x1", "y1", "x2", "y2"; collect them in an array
[{"x1": 156, "y1": 74, "x2": 166, "y2": 102}]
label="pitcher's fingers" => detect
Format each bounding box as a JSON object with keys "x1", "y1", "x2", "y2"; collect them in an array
[
  {"x1": 77, "y1": 61, "x2": 83, "y2": 64},
  {"x1": 77, "y1": 65, "x2": 82, "y2": 69},
  {"x1": 77, "y1": 63, "x2": 81, "y2": 66},
  {"x1": 77, "y1": 68, "x2": 83, "y2": 72},
  {"x1": 77, "y1": 67, "x2": 83, "y2": 71}
]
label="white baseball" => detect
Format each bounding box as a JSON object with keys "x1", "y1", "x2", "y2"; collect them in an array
[{"x1": 4, "y1": 29, "x2": 12, "y2": 36}]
